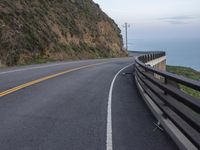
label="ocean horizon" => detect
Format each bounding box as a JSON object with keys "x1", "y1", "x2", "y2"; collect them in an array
[{"x1": 129, "y1": 37, "x2": 200, "y2": 71}]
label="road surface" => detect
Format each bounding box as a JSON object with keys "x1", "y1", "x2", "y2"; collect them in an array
[{"x1": 0, "y1": 58, "x2": 177, "y2": 150}]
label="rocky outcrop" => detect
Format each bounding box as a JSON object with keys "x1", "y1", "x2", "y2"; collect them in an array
[{"x1": 0, "y1": 0, "x2": 125, "y2": 66}]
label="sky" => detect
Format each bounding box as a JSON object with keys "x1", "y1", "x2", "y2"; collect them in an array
[{"x1": 93, "y1": 0, "x2": 200, "y2": 40}]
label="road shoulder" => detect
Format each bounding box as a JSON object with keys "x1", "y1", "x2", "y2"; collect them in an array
[{"x1": 112, "y1": 65, "x2": 178, "y2": 150}]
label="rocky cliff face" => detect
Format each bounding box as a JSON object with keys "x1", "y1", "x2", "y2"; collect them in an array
[{"x1": 0, "y1": 0, "x2": 125, "y2": 66}]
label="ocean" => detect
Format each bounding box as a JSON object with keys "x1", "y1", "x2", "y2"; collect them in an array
[{"x1": 129, "y1": 38, "x2": 200, "y2": 71}]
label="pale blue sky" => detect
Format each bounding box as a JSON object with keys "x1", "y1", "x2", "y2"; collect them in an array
[{"x1": 93, "y1": 0, "x2": 200, "y2": 39}]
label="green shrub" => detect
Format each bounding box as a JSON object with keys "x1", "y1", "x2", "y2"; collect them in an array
[{"x1": 167, "y1": 66, "x2": 200, "y2": 99}]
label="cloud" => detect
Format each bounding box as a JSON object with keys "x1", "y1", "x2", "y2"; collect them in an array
[
  {"x1": 158, "y1": 15, "x2": 194, "y2": 25},
  {"x1": 165, "y1": 20, "x2": 188, "y2": 24},
  {"x1": 159, "y1": 15, "x2": 193, "y2": 20}
]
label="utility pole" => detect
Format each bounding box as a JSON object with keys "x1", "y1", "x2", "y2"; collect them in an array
[{"x1": 123, "y1": 23, "x2": 130, "y2": 51}]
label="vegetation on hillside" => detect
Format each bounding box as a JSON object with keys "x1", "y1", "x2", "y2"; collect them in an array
[
  {"x1": 0, "y1": 0, "x2": 126, "y2": 66},
  {"x1": 167, "y1": 65, "x2": 200, "y2": 99}
]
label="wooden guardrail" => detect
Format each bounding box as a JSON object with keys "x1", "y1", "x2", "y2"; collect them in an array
[{"x1": 135, "y1": 52, "x2": 200, "y2": 150}]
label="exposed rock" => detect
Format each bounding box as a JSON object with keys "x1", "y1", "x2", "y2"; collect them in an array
[{"x1": 0, "y1": 0, "x2": 126, "y2": 66}]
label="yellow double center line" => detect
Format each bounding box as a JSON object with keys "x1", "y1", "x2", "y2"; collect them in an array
[{"x1": 0, "y1": 62, "x2": 107, "y2": 97}]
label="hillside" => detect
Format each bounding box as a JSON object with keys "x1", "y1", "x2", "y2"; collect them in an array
[
  {"x1": 0, "y1": 0, "x2": 125, "y2": 66},
  {"x1": 167, "y1": 65, "x2": 200, "y2": 99}
]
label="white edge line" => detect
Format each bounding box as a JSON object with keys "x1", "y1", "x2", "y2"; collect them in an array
[
  {"x1": 0, "y1": 58, "x2": 126, "y2": 75},
  {"x1": 0, "y1": 61, "x2": 84, "y2": 75},
  {"x1": 106, "y1": 63, "x2": 133, "y2": 150}
]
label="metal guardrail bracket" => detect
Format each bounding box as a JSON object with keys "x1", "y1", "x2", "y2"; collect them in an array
[
  {"x1": 153, "y1": 121, "x2": 164, "y2": 132},
  {"x1": 135, "y1": 51, "x2": 200, "y2": 149}
]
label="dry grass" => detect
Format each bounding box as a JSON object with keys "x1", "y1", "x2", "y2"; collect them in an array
[{"x1": 0, "y1": 0, "x2": 125, "y2": 66}]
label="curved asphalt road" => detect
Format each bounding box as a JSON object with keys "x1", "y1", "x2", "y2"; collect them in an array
[{"x1": 0, "y1": 58, "x2": 177, "y2": 150}]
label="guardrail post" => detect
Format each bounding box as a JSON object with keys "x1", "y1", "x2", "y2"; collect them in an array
[
  {"x1": 164, "y1": 77, "x2": 167, "y2": 95},
  {"x1": 135, "y1": 51, "x2": 200, "y2": 149}
]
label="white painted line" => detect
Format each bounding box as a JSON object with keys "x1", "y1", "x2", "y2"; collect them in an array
[
  {"x1": 0, "y1": 58, "x2": 124, "y2": 75},
  {"x1": 0, "y1": 61, "x2": 85, "y2": 75},
  {"x1": 106, "y1": 63, "x2": 133, "y2": 150}
]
